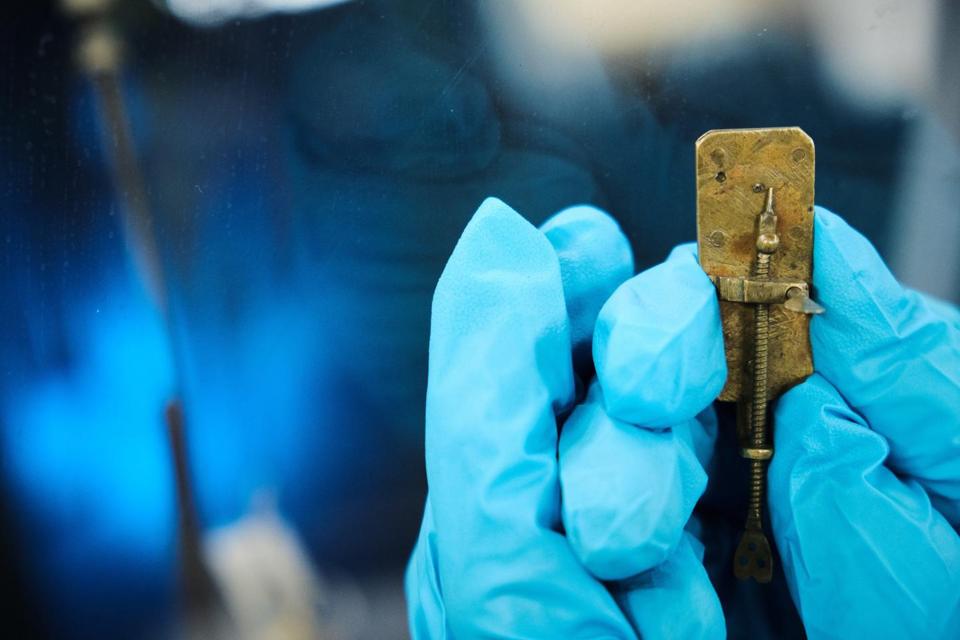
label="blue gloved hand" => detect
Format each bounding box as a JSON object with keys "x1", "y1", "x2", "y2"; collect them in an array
[
  {"x1": 407, "y1": 197, "x2": 960, "y2": 639},
  {"x1": 767, "y1": 207, "x2": 960, "y2": 638},
  {"x1": 405, "y1": 197, "x2": 727, "y2": 638},
  {"x1": 586, "y1": 205, "x2": 960, "y2": 638}
]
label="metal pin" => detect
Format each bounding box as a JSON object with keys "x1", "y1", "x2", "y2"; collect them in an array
[{"x1": 733, "y1": 188, "x2": 778, "y2": 583}]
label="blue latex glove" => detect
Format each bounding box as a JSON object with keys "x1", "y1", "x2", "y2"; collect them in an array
[
  {"x1": 407, "y1": 198, "x2": 960, "y2": 638},
  {"x1": 768, "y1": 207, "x2": 960, "y2": 638},
  {"x1": 405, "y1": 197, "x2": 726, "y2": 638}
]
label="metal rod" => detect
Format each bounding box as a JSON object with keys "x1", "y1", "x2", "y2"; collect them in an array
[{"x1": 733, "y1": 188, "x2": 777, "y2": 583}]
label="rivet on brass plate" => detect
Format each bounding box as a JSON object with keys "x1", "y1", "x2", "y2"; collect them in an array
[{"x1": 708, "y1": 230, "x2": 727, "y2": 247}]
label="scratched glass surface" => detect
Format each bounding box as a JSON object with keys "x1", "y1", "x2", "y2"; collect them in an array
[{"x1": 2, "y1": 1, "x2": 958, "y2": 638}]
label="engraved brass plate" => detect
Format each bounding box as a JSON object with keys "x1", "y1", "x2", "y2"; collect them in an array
[{"x1": 696, "y1": 127, "x2": 815, "y2": 402}]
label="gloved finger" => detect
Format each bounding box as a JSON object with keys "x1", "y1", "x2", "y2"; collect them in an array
[
  {"x1": 812, "y1": 208, "x2": 960, "y2": 523},
  {"x1": 426, "y1": 198, "x2": 635, "y2": 638},
  {"x1": 559, "y1": 381, "x2": 723, "y2": 636},
  {"x1": 612, "y1": 531, "x2": 725, "y2": 640},
  {"x1": 559, "y1": 380, "x2": 714, "y2": 579},
  {"x1": 770, "y1": 374, "x2": 960, "y2": 639},
  {"x1": 593, "y1": 243, "x2": 727, "y2": 428},
  {"x1": 560, "y1": 242, "x2": 723, "y2": 592},
  {"x1": 540, "y1": 205, "x2": 634, "y2": 372}
]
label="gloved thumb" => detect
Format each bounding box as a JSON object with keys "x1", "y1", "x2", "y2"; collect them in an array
[
  {"x1": 810, "y1": 207, "x2": 960, "y2": 524},
  {"x1": 769, "y1": 373, "x2": 960, "y2": 639}
]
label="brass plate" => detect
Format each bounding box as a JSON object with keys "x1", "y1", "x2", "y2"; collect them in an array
[{"x1": 696, "y1": 127, "x2": 815, "y2": 401}]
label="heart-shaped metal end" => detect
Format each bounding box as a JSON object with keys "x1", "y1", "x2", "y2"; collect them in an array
[{"x1": 733, "y1": 529, "x2": 774, "y2": 583}]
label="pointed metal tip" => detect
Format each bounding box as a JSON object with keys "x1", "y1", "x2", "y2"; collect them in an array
[
  {"x1": 785, "y1": 289, "x2": 826, "y2": 315},
  {"x1": 764, "y1": 187, "x2": 774, "y2": 213}
]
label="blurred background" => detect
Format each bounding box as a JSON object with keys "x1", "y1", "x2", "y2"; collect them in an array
[{"x1": 1, "y1": 0, "x2": 957, "y2": 638}]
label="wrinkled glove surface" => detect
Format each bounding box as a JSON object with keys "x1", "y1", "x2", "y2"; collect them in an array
[{"x1": 406, "y1": 198, "x2": 960, "y2": 639}]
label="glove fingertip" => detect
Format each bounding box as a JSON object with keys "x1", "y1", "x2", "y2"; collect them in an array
[
  {"x1": 594, "y1": 251, "x2": 725, "y2": 427},
  {"x1": 540, "y1": 204, "x2": 634, "y2": 292},
  {"x1": 541, "y1": 203, "x2": 622, "y2": 239},
  {"x1": 812, "y1": 206, "x2": 903, "y2": 310},
  {"x1": 541, "y1": 204, "x2": 634, "y2": 359},
  {"x1": 435, "y1": 197, "x2": 560, "y2": 301},
  {"x1": 812, "y1": 204, "x2": 844, "y2": 227},
  {"x1": 472, "y1": 196, "x2": 530, "y2": 230}
]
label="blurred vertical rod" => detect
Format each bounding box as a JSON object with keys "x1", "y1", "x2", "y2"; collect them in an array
[
  {"x1": 68, "y1": 4, "x2": 168, "y2": 313},
  {"x1": 166, "y1": 401, "x2": 224, "y2": 624},
  {"x1": 62, "y1": 1, "x2": 227, "y2": 632},
  {"x1": 90, "y1": 61, "x2": 168, "y2": 310}
]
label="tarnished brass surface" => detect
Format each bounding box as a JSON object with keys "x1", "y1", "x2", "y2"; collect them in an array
[
  {"x1": 696, "y1": 127, "x2": 817, "y2": 584},
  {"x1": 696, "y1": 127, "x2": 815, "y2": 402}
]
